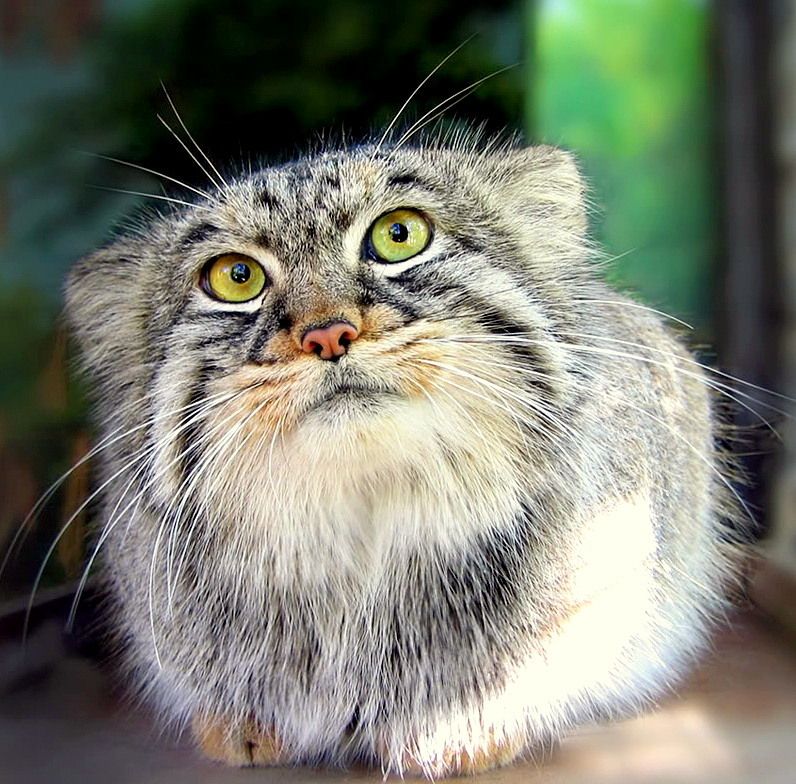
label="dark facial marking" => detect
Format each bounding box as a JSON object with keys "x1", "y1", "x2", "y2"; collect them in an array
[
  {"x1": 245, "y1": 298, "x2": 291, "y2": 363},
  {"x1": 185, "y1": 310, "x2": 260, "y2": 326},
  {"x1": 175, "y1": 359, "x2": 216, "y2": 484},
  {"x1": 179, "y1": 222, "x2": 221, "y2": 249},
  {"x1": 333, "y1": 209, "x2": 353, "y2": 231},
  {"x1": 386, "y1": 172, "x2": 435, "y2": 191},
  {"x1": 356, "y1": 270, "x2": 421, "y2": 323},
  {"x1": 454, "y1": 232, "x2": 486, "y2": 255},
  {"x1": 257, "y1": 189, "x2": 280, "y2": 210}
]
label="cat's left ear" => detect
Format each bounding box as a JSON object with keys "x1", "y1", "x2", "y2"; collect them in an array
[{"x1": 487, "y1": 144, "x2": 588, "y2": 238}]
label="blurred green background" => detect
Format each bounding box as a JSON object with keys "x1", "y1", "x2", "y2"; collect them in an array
[{"x1": 0, "y1": 0, "x2": 716, "y2": 599}]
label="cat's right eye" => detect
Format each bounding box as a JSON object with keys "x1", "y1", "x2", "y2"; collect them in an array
[{"x1": 201, "y1": 254, "x2": 269, "y2": 303}]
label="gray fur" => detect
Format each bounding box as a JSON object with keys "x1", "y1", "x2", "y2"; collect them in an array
[{"x1": 65, "y1": 137, "x2": 736, "y2": 777}]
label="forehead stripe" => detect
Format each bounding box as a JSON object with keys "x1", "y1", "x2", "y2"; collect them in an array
[
  {"x1": 179, "y1": 222, "x2": 220, "y2": 249},
  {"x1": 386, "y1": 172, "x2": 434, "y2": 190},
  {"x1": 257, "y1": 188, "x2": 280, "y2": 209}
]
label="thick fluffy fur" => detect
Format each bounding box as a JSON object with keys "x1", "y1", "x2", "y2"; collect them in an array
[{"x1": 66, "y1": 138, "x2": 734, "y2": 777}]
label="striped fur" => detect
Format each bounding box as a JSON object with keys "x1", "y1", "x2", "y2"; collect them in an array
[{"x1": 66, "y1": 138, "x2": 735, "y2": 777}]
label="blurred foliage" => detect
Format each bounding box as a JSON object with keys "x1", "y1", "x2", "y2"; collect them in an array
[{"x1": 534, "y1": 0, "x2": 715, "y2": 334}]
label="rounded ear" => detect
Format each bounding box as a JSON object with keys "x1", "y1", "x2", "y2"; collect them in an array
[
  {"x1": 494, "y1": 144, "x2": 588, "y2": 237},
  {"x1": 65, "y1": 242, "x2": 148, "y2": 383}
]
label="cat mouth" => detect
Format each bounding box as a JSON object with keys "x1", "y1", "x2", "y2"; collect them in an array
[
  {"x1": 313, "y1": 383, "x2": 398, "y2": 409},
  {"x1": 307, "y1": 378, "x2": 401, "y2": 416}
]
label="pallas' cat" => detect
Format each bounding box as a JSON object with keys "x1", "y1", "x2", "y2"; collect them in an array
[{"x1": 65, "y1": 137, "x2": 735, "y2": 777}]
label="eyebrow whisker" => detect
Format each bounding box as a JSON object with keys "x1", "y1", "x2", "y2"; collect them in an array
[
  {"x1": 81, "y1": 152, "x2": 213, "y2": 201},
  {"x1": 160, "y1": 82, "x2": 230, "y2": 190},
  {"x1": 87, "y1": 184, "x2": 197, "y2": 209}
]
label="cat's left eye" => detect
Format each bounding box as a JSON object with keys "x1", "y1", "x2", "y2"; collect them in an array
[
  {"x1": 367, "y1": 208, "x2": 431, "y2": 263},
  {"x1": 201, "y1": 254, "x2": 268, "y2": 303}
]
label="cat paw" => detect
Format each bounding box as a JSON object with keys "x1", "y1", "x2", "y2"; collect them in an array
[
  {"x1": 388, "y1": 730, "x2": 525, "y2": 778},
  {"x1": 191, "y1": 713, "x2": 286, "y2": 767}
]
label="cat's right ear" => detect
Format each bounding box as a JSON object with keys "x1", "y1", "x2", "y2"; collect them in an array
[{"x1": 65, "y1": 242, "x2": 148, "y2": 381}]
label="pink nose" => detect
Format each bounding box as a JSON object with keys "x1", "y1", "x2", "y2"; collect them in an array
[{"x1": 301, "y1": 321, "x2": 359, "y2": 360}]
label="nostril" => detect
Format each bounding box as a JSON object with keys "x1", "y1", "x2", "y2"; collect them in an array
[{"x1": 338, "y1": 328, "x2": 356, "y2": 349}]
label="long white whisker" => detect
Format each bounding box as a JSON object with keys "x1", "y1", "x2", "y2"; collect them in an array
[
  {"x1": 416, "y1": 356, "x2": 579, "y2": 439},
  {"x1": 560, "y1": 334, "x2": 785, "y2": 437},
  {"x1": 161, "y1": 82, "x2": 229, "y2": 189},
  {"x1": 164, "y1": 413, "x2": 256, "y2": 611},
  {"x1": 166, "y1": 401, "x2": 277, "y2": 620},
  {"x1": 100, "y1": 387, "x2": 264, "y2": 620},
  {"x1": 391, "y1": 88, "x2": 480, "y2": 153},
  {"x1": 390, "y1": 64, "x2": 518, "y2": 154},
  {"x1": 423, "y1": 330, "x2": 785, "y2": 449},
  {"x1": 23, "y1": 445, "x2": 152, "y2": 642},
  {"x1": 425, "y1": 340, "x2": 752, "y2": 532},
  {"x1": 148, "y1": 394, "x2": 269, "y2": 666},
  {"x1": 372, "y1": 36, "x2": 476, "y2": 156},
  {"x1": 421, "y1": 361, "x2": 520, "y2": 423},
  {"x1": 428, "y1": 353, "x2": 612, "y2": 479},
  {"x1": 445, "y1": 336, "x2": 783, "y2": 440},
  {"x1": 66, "y1": 470, "x2": 145, "y2": 632},
  {"x1": 2, "y1": 386, "x2": 245, "y2": 581},
  {"x1": 165, "y1": 395, "x2": 276, "y2": 616},
  {"x1": 81, "y1": 152, "x2": 213, "y2": 200},
  {"x1": 65, "y1": 387, "x2": 253, "y2": 631},
  {"x1": 88, "y1": 184, "x2": 196, "y2": 209},
  {"x1": 423, "y1": 333, "x2": 796, "y2": 412},
  {"x1": 561, "y1": 338, "x2": 787, "y2": 427},
  {"x1": 454, "y1": 348, "x2": 566, "y2": 385},
  {"x1": 157, "y1": 114, "x2": 222, "y2": 192},
  {"x1": 412, "y1": 375, "x2": 484, "y2": 442},
  {"x1": 558, "y1": 331, "x2": 795, "y2": 410},
  {"x1": 575, "y1": 299, "x2": 694, "y2": 330},
  {"x1": 414, "y1": 358, "x2": 568, "y2": 453}
]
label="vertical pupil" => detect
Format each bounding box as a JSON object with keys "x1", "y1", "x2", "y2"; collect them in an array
[
  {"x1": 230, "y1": 262, "x2": 251, "y2": 284},
  {"x1": 389, "y1": 222, "x2": 409, "y2": 243}
]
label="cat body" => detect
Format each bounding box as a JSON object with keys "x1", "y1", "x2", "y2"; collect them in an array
[{"x1": 66, "y1": 139, "x2": 732, "y2": 776}]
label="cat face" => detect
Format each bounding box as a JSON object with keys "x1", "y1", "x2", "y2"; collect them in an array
[{"x1": 66, "y1": 141, "x2": 592, "y2": 569}]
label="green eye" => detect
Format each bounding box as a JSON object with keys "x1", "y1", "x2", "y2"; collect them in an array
[
  {"x1": 368, "y1": 208, "x2": 431, "y2": 263},
  {"x1": 202, "y1": 254, "x2": 268, "y2": 302}
]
